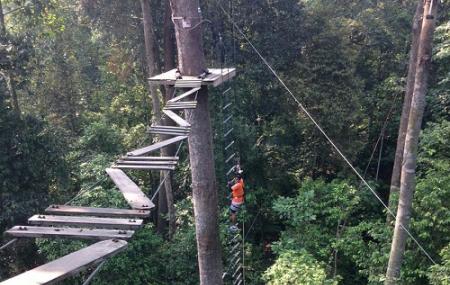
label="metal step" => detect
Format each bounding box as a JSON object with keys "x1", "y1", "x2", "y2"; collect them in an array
[
  {"x1": 28, "y1": 215, "x2": 143, "y2": 230},
  {"x1": 45, "y1": 205, "x2": 151, "y2": 218},
  {"x1": 0, "y1": 239, "x2": 127, "y2": 285},
  {"x1": 6, "y1": 226, "x2": 134, "y2": 240}
]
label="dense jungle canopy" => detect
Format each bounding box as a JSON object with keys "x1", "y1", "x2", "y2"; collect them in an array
[{"x1": 0, "y1": 0, "x2": 449, "y2": 284}]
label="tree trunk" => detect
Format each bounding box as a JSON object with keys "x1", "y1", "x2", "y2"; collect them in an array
[
  {"x1": 387, "y1": 0, "x2": 423, "y2": 223},
  {"x1": 140, "y1": 0, "x2": 174, "y2": 236},
  {"x1": 141, "y1": 0, "x2": 161, "y2": 125},
  {"x1": 161, "y1": 0, "x2": 177, "y2": 239},
  {"x1": 0, "y1": 0, "x2": 20, "y2": 117},
  {"x1": 385, "y1": 1, "x2": 437, "y2": 283},
  {"x1": 170, "y1": 1, "x2": 223, "y2": 284}
]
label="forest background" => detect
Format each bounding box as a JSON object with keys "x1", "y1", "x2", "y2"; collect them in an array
[{"x1": 0, "y1": 0, "x2": 449, "y2": 284}]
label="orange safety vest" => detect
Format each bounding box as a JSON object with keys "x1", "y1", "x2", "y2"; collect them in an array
[{"x1": 231, "y1": 178, "x2": 244, "y2": 204}]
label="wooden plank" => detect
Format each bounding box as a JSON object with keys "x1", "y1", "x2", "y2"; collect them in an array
[
  {"x1": 45, "y1": 205, "x2": 151, "y2": 218},
  {"x1": 28, "y1": 215, "x2": 143, "y2": 230},
  {"x1": 166, "y1": 101, "x2": 197, "y2": 106},
  {"x1": 149, "y1": 125, "x2": 191, "y2": 130},
  {"x1": 148, "y1": 68, "x2": 236, "y2": 87},
  {"x1": 174, "y1": 80, "x2": 202, "y2": 88},
  {"x1": 163, "y1": 105, "x2": 197, "y2": 110},
  {"x1": 5, "y1": 226, "x2": 134, "y2": 240},
  {"x1": 149, "y1": 129, "x2": 190, "y2": 136},
  {"x1": 127, "y1": 136, "x2": 187, "y2": 156},
  {"x1": 112, "y1": 165, "x2": 175, "y2": 170},
  {"x1": 116, "y1": 160, "x2": 177, "y2": 165},
  {"x1": 120, "y1": 156, "x2": 179, "y2": 161},
  {"x1": 0, "y1": 239, "x2": 127, "y2": 285},
  {"x1": 168, "y1": 87, "x2": 201, "y2": 103},
  {"x1": 163, "y1": 110, "x2": 191, "y2": 127},
  {"x1": 105, "y1": 168, "x2": 154, "y2": 210}
]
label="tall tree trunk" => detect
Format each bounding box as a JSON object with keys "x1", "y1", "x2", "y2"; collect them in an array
[
  {"x1": 161, "y1": 0, "x2": 177, "y2": 238},
  {"x1": 140, "y1": 0, "x2": 173, "y2": 235},
  {"x1": 387, "y1": 0, "x2": 423, "y2": 223},
  {"x1": 141, "y1": 0, "x2": 161, "y2": 124},
  {"x1": 170, "y1": 1, "x2": 223, "y2": 284},
  {"x1": 0, "y1": 0, "x2": 20, "y2": 117},
  {"x1": 385, "y1": 1, "x2": 437, "y2": 283}
]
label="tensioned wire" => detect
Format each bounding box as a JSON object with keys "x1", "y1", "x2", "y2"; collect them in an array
[{"x1": 216, "y1": 0, "x2": 436, "y2": 265}]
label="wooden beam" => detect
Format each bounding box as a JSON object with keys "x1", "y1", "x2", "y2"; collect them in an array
[
  {"x1": 28, "y1": 215, "x2": 143, "y2": 230},
  {"x1": 116, "y1": 160, "x2": 177, "y2": 165},
  {"x1": 120, "y1": 156, "x2": 179, "y2": 161},
  {"x1": 5, "y1": 226, "x2": 134, "y2": 240},
  {"x1": 163, "y1": 105, "x2": 197, "y2": 110},
  {"x1": 112, "y1": 165, "x2": 175, "y2": 170},
  {"x1": 163, "y1": 110, "x2": 191, "y2": 127},
  {"x1": 0, "y1": 239, "x2": 127, "y2": 285},
  {"x1": 148, "y1": 129, "x2": 190, "y2": 136},
  {"x1": 127, "y1": 135, "x2": 187, "y2": 156},
  {"x1": 106, "y1": 168, "x2": 154, "y2": 210},
  {"x1": 168, "y1": 87, "x2": 200, "y2": 103},
  {"x1": 45, "y1": 205, "x2": 151, "y2": 218}
]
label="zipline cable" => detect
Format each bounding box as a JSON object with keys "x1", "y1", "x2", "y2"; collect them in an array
[{"x1": 216, "y1": 1, "x2": 437, "y2": 265}]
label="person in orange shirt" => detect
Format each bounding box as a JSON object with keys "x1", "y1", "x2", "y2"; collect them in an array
[{"x1": 229, "y1": 170, "x2": 244, "y2": 227}]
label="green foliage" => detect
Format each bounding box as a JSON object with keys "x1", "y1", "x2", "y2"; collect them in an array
[
  {"x1": 429, "y1": 244, "x2": 450, "y2": 285},
  {"x1": 263, "y1": 249, "x2": 338, "y2": 285}
]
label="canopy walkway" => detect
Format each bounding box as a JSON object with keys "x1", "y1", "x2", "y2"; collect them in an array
[{"x1": 0, "y1": 68, "x2": 235, "y2": 285}]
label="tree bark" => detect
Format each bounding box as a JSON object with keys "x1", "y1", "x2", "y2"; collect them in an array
[
  {"x1": 385, "y1": 1, "x2": 437, "y2": 283},
  {"x1": 170, "y1": 1, "x2": 223, "y2": 284},
  {"x1": 387, "y1": 0, "x2": 423, "y2": 223}
]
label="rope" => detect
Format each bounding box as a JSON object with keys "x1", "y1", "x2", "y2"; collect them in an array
[
  {"x1": 216, "y1": 1, "x2": 437, "y2": 265},
  {"x1": 0, "y1": 238, "x2": 17, "y2": 251},
  {"x1": 363, "y1": 92, "x2": 400, "y2": 178},
  {"x1": 82, "y1": 260, "x2": 106, "y2": 285}
]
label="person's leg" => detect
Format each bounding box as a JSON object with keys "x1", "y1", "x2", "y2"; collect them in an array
[{"x1": 231, "y1": 212, "x2": 237, "y2": 224}]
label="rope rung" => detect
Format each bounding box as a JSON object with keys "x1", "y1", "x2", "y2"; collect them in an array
[
  {"x1": 226, "y1": 165, "x2": 236, "y2": 176},
  {"x1": 223, "y1": 102, "x2": 233, "y2": 110},
  {"x1": 223, "y1": 115, "x2": 233, "y2": 124},
  {"x1": 224, "y1": 128, "x2": 234, "y2": 137},
  {"x1": 225, "y1": 153, "x2": 236, "y2": 164},
  {"x1": 225, "y1": 140, "x2": 235, "y2": 151}
]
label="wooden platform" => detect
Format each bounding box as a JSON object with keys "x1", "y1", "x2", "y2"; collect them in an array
[
  {"x1": 127, "y1": 136, "x2": 187, "y2": 156},
  {"x1": 148, "y1": 68, "x2": 236, "y2": 87},
  {"x1": 5, "y1": 226, "x2": 134, "y2": 240},
  {"x1": 106, "y1": 168, "x2": 154, "y2": 210},
  {"x1": 0, "y1": 239, "x2": 127, "y2": 285},
  {"x1": 28, "y1": 215, "x2": 143, "y2": 230},
  {"x1": 45, "y1": 205, "x2": 151, "y2": 218}
]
